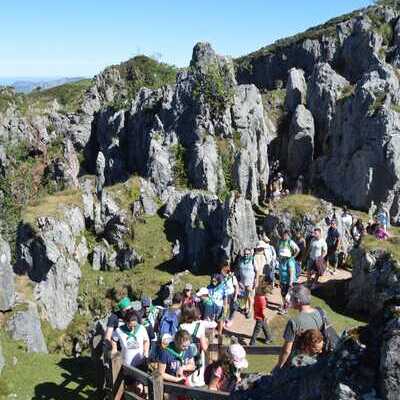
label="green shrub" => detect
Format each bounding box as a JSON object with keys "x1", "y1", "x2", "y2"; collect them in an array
[
  {"x1": 193, "y1": 62, "x2": 235, "y2": 118},
  {"x1": 171, "y1": 143, "x2": 189, "y2": 188},
  {"x1": 368, "y1": 92, "x2": 386, "y2": 116}
]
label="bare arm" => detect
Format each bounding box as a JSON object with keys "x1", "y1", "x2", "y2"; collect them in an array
[
  {"x1": 276, "y1": 340, "x2": 294, "y2": 368},
  {"x1": 105, "y1": 326, "x2": 113, "y2": 342},
  {"x1": 158, "y1": 363, "x2": 184, "y2": 383},
  {"x1": 199, "y1": 335, "x2": 209, "y2": 352},
  {"x1": 111, "y1": 340, "x2": 118, "y2": 354},
  {"x1": 143, "y1": 339, "x2": 150, "y2": 358}
]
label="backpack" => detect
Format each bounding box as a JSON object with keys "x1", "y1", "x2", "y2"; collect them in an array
[
  {"x1": 316, "y1": 307, "x2": 340, "y2": 353},
  {"x1": 278, "y1": 240, "x2": 293, "y2": 258},
  {"x1": 159, "y1": 309, "x2": 180, "y2": 337}
]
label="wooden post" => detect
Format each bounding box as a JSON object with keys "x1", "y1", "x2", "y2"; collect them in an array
[
  {"x1": 150, "y1": 370, "x2": 164, "y2": 400},
  {"x1": 111, "y1": 352, "x2": 125, "y2": 400},
  {"x1": 205, "y1": 329, "x2": 217, "y2": 365}
]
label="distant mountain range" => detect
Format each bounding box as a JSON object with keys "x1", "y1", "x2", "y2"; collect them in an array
[{"x1": 0, "y1": 77, "x2": 87, "y2": 93}]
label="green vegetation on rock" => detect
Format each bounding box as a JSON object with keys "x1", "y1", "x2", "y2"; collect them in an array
[
  {"x1": 171, "y1": 143, "x2": 189, "y2": 189},
  {"x1": 193, "y1": 62, "x2": 235, "y2": 118},
  {"x1": 261, "y1": 88, "x2": 287, "y2": 125},
  {"x1": 274, "y1": 194, "x2": 325, "y2": 218}
]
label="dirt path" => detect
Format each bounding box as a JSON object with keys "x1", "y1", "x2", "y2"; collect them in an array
[{"x1": 226, "y1": 268, "x2": 352, "y2": 342}]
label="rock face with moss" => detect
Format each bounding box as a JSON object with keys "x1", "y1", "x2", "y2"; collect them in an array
[
  {"x1": 17, "y1": 205, "x2": 87, "y2": 330},
  {"x1": 0, "y1": 236, "x2": 15, "y2": 311},
  {"x1": 87, "y1": 42, "x2": 270, "y2": 205},
  {"x1": 347, "y1": 248, "x2": 400, "y2": 317},
  {"x1": 7, "y1": 305, "x2": 48, "y2": 353}
]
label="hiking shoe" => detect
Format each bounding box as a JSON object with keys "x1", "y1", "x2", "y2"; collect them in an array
[
  {"x1": 265, "y1": 338, "x2": 273, "y2": 345},
  {"x1": 245, "y1": 311, "x2": 251, "y2": 319},
  {"x1": 277, "y1": 308, "x2": 287, "y2": 315}
]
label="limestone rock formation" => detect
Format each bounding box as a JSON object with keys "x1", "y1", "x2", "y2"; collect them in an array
[
  {"x1": 17, "y1": 206, "x2": 87, "y2": 330},
  {"x1": 285, "y1": 68, "x2": 307, "y2": 113},
  {"x1": 347, "y1": 249, "x2": 400, "y2": 317},
  {"x1": 0, "y1": 236, "x2": 15, "y2": 311},
  {"x1": 7, "y1": 305, "x2": 48, "y2": 353},
  {"x1": 287, "y1": 105, "x2": 314, "y2": 179}
]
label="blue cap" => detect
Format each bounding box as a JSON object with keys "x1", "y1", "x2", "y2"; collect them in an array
[{"x1": 141, "y1": 296, "x2": 151, "y2": 307}]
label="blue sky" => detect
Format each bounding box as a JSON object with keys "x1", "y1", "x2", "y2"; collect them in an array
[{"x1": 0, "y1": 0, "x2": 373, "y2": 78}]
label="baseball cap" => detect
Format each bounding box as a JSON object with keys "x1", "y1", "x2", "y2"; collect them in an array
[
  {"x1": 131, "y1": 301, "x2": 142, "y2": 312},
  {"x1": 141, "y1": 296, "x2": 151, "y2": 308},
  {"x1": 196, "y1": 287, "x2": 209, "y2": 297},
  {"x1": 256, "y1": 240, "x2": 267, "y2": 249},
  {"x1": 228, "y1": 343, "x2": 248, "y2": 369},
  {"x1": 117, "y1": 297, "x2": 132, "y2": 311}
]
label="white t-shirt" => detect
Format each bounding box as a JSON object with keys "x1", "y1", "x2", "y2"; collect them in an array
[
  {"x1": 113, "y1": 324, "x2": 149, "y2": 367},
  {"x1": 254, "y1": 252, "x2": 267, "y2": 276},
  {"x1": 180, "y1": 321, "x2": 206, "y2": 339},
  {"x1": 342, "y1": 213, "x2": 353, "y2": 232},
  {"x1": 309, "y1": 238, "x2": 328, "y2": 261}
]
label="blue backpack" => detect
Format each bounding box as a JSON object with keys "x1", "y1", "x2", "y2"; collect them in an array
[{"x1": 159, "y1": 309, "x2": 180, "y2": 337}]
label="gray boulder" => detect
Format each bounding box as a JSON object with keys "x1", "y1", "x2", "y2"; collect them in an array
[
  {"x1": 220, "y1": 193, "x2": 258, "y2": 262},
  {"x1": 7, "y1": 305, "x2": 48, "y2": 353},
  {"x1": 139, "y1": 179, "x2": 158, "y2": 215},
  {"x1": 0, "y1": 236, "x2": 15, "y2": 311},
  {"x1": 307, "y1": 62, "x2": 349, "y2": 154},
  {"x1": 287, "y1": 105, "x2": 314, "y2": 178},
  {"x1": 347, "y1": 249, "x2": 400, "y2": 317},
  {"x1": 17, "y1": 206, "x2": 87, "y2": 330},
  {"x1": 116, "y1": 247, "x2": 142, "y2": 270},
  {"x1": 285, "y1": 68, "x2": 307, "y2": 113},
  {"x1": 92, "y1": 239, "x2": 117, "y2": 271}
]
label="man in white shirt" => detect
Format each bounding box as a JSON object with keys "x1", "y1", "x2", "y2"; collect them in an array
[
  {"x1": 307, "y1": 228, "x2": 327, "y2": 289},
  {"x1": 112, "y1": 309, "x2": 150, "y2": 393}
]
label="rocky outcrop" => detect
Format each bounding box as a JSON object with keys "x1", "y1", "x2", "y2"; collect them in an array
[
  {"x1": 287, "y1": 105, "x2": 314, "y2": 179},
  {"x1": 0, "y1": 236, "x2": 15, "y2": 311},
  {"x1": 347, "y1": 248, "x2": 400, "y2": 317},
  {"x1": 285, "y1": 68, "x2": 307, "y2": 113},
  {"x1": 7, "y1": 305, "x2": 48, "y2": 353},
  {"x1": 220, "y1": 193, "x2": 258, "y2": 262},
  {"x1": 233, "y1": 297, "x2": 400, "y2": 400},
  {"x1": 17, "y1": 205, "x2": 87, "y2": 330},
  {"x1": 163, "y1": 189, "x2": 257, "y2": 269}
]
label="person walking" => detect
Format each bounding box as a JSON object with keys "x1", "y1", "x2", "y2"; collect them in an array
[
  {"x1": 306, "y1": 228, "x2": 327, "y2": 289},
  {"x1": 277, "y1": 230, "x2": 299, "y2": 314},
  {"x1": 249, "y1": 282, "x2": 273, "y2": 345},
  {"x1": 238, "y1": 249, "x2": 257, "y2": 319}
]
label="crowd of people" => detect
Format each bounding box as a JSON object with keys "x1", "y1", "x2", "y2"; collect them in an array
[{"x1": 103, "y1": 201, "x2": 391, "y2": 397}]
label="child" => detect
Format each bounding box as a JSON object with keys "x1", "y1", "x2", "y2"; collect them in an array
[
  {"x1": 249, "y1": 281, "x2": 273, "y2": 345},
  {"x1": 290, "y1": 329, "x2": 324, "y2": 367}
]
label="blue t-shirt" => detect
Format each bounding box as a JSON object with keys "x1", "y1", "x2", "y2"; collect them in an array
[
  {"x1": 200, "y1": 298, "x2": 217, "y2": 320},
  {"x1": 279, "y1": 258, "x2": 297, "y2": 285},
  {"x1": 156, "y1": 344, "x2": 195, "y2": 376},
  {"x1": 207, "y1": 283, "x2": 225, "y2": 308},
  {"x1": 239, "y1": 257, "x2": 256, "y2": 287}
]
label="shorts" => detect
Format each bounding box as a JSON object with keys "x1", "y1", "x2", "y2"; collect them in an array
[
  {"x1": 214, "y1": 305, "x2": 224, "y2": 321},
  {"x1": 280, "y1": 283, "x2": 290, "y2": 298},
  {"x1": 244, "y1": 286, "x2": 255, "y2": 297}
]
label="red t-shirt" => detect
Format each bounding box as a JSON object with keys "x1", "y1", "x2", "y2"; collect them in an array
[{"x1": 254, "y1": 295, "x2": 267, "y2": 320}]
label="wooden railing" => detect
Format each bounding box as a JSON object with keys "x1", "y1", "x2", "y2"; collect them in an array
[{"x1": 104, "y1": 329, "x2": 280, "y2": 400}]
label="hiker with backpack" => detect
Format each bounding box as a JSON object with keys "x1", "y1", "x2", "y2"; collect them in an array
[
  {"x1": 277, "y1": 230, "x2": 300, "y2": 315},
  {"x1": 275, "y1": 285, "x2": 338, "y2": 369},
  {"x1": 306, "y1": 227, "x2": 328, "y2": 289},
  {"x1": 261, "y1": 235, "x2": 278, "y2": 287},
  {"x1": 238, "y1": 248, "x2": 257, "y2": 319},
  {"x1": 180, "y1": 305, "x2": 209, "y2": 386},
  {"x1": 158, "y1": 293, "x2": 182, "y2": 339},
  {"x1": 157, "y1": 329, "x2": 196, "y2": 384}
]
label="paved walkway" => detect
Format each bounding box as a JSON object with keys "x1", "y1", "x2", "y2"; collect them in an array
[{"x1": 226, "y1": 269, "x2": 352, "y2": 342}]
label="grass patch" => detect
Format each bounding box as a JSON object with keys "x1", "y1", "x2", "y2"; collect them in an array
[
  {"x1": 21, "y1": 189, "x2": 83, "y2": 228},
  {"x1": 273, "y1": 194, "x2": 324, "y2": 218},
  {"x1": 26, "y1": 79, "x2": 92, "y2": 114},
  {"x1": 338, "y1": 84, "x2": 355, "y2": 101},
  {"x1": 104, "y1": 176, "x2": 141, "y2": 210},
  {"x1": 362, "y1": 226, "x2": 400, "y2": 261},
  {"x1": 0, "y1": 331, "x2": 96, "y2": 400}
]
